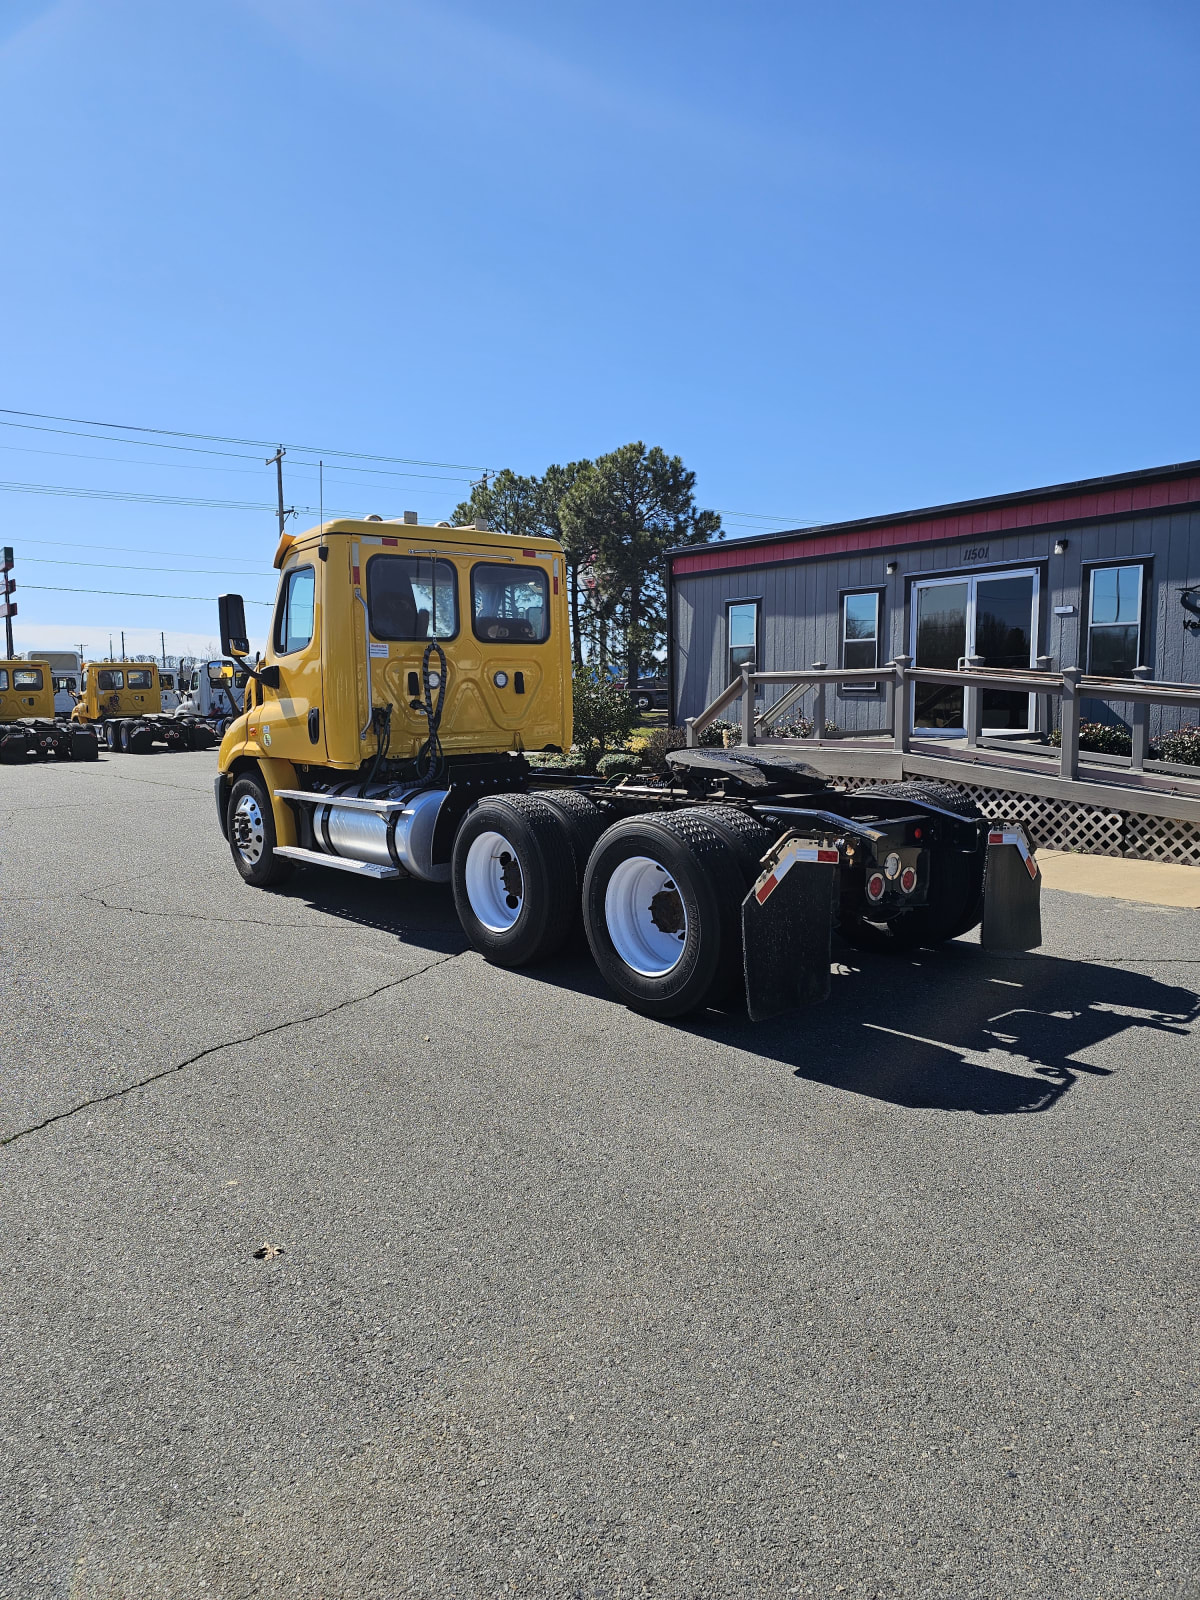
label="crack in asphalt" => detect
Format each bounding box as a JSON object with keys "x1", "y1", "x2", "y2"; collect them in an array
[
  {"x1": 0, "y1": 953, "x2": 463, "y2": 1148},
  {"x1": 76, "y1": 890, "x2": 463, "y2": 943}
]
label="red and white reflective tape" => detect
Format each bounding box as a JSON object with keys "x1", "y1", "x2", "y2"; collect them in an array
[
  {"x1": 988, "y1": 825, "x2": 1039, "y2": 881},
  {"x1": 753, "y1": 840, "x2": 839, "y2": 905}
]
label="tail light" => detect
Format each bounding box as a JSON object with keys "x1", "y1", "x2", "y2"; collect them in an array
[
  {"x1": 899, "y1": 866, "x2": 917, "y2": 894},
  {"x1": 866, "y1": 872, "x2": 886, "y2": 902}
]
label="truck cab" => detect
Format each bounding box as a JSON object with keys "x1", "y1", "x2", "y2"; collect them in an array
[
  {"x1": 181, "y1": 660, "x2": 246, "y2": 725},
  {"x1": 220, "y1": 517, "x2": 571, "y2": 774},
  {"x1": 159, "y1": 671, "x2": 180, "y2": 712},
  {"x1": 73, "y1": 662, "x2": 163, "y2": 724},
  {"x1": 0, "y1": 660, "x2": 55, "y2": 722}
]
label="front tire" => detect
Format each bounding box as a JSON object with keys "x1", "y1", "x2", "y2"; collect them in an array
[
  {"x1": 227, "y1": 773, "x2": 295, "y2": 887},
  {"x1": 452, "y1": 794, "x2": 577, "y2": 967}
]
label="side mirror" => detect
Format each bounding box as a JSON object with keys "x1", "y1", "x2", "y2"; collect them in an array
[{"x1": 218, "y1": 594, "x2": 249, "y2": 659}]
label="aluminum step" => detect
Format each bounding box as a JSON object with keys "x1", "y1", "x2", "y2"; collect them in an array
[
  {"x1": 274, "y1": 787, "x2": 414, "y2": 814},
  {"x1": 272, "y1": 845, "x2": 401, "y2": 879}
]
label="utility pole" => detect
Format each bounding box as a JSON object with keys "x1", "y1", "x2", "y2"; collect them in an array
[
  {"x1": 266, "y1": 446, "x2": 292, "y2": 539},
  {"x1": 121, "y1": 630, "x2": 126, "y2": 659},
  {"x1": 161, "y1": 630, "x2": 166, "y2": 668},
  {"x1": 1, "y1": 547, "x2": 14, "y2": 659}
]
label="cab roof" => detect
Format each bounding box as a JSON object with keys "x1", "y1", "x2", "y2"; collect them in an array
[{"x1": 275, "y1": 518, "x2": 564, "y2": 569}]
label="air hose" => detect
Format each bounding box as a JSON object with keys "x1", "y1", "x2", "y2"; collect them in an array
[{"x1": 416, "y1": 640, "x2": 447, "y2": 783}]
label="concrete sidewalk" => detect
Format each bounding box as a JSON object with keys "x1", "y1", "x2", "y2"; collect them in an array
[{"x1": 1037, "y1": 849, "x2": 1200, "y2": 907}]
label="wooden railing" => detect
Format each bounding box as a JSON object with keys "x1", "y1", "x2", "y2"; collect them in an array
[{"x1": 685, "y1": 659, "x2": 1200, "y2": 783}]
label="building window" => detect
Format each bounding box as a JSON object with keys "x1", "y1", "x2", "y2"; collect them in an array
[
  {"x1": 841, "y1": 591, "x2": 881, "y2": 679},
  {"x1": 1087, "y1": 564, "x2": 1143, "y2": 677},
  {"x1": 274, "y1": 565, "x2": 316, "y2": 656},
  {"x1": 727, "y1": 600, "x2": 758, "y2": 681}
]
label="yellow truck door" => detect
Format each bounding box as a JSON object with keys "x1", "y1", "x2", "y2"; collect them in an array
[{"x1": 254, "y1": 557, "x2": 327, "y2": 762}]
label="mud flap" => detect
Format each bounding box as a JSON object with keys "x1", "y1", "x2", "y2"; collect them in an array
[
  {"x1": 742, "y1": 839, "x2": 839, "y2": 1022},
  {"x1": 981, "y1": 825, "x2": 1042, "y2": 951}
]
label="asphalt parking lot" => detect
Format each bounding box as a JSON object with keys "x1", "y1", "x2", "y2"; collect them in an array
[{"x1": 2, "y1": 750, "x2": 1198, "y2": 1599}]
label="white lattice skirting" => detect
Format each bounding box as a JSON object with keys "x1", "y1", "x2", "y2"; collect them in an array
[{"x1": 833, "y1": 774, "x2": 1200, "y2": 866}]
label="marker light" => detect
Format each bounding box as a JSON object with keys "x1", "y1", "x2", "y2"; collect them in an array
[{"x1": 884, "y1": 851, "x2": 902, "y2": 879}]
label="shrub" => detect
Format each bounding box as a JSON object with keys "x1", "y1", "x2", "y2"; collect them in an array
[
  {"x1": 641, "y1": 724, "x2": 689, "y2": 774},
  {"x1": 701, "y1": 719, "x2": 742, "y2": 748},
  {"x1": 1049, "y1": 721, "x2": 1133, "y2": 757},
  {"x1": 526, "y1": 750, "x2": 587, "y2": 773},
  {"x1": 1156, "y1": 725, "x2": 1200, "y2": 766},
  {"x1": 571, "y1": 664, "x2": 640, "y2": 767},
  {"x1": 771, "y1": 717, "x2": 839, "y2": 739},
  {"x1": 596, "y1": 751, "x2": 640, "y2": 779}
]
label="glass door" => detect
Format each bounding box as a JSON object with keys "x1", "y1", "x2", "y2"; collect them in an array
[{"x1": 912, "y1": 570, "x2": 1039, "y2": 734}]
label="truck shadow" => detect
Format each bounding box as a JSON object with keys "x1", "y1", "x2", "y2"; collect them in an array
[
  {"x1": 685, "y1": 942, "x2": 1199, "y2": 1115},
  {"x1": 276, "y1": 874, "x2": 469, "y2": 953}
]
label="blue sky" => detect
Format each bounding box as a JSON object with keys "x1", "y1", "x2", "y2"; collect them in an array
[{"x1": 2, "y1": 0, "x2": 1198, "y2": 657}]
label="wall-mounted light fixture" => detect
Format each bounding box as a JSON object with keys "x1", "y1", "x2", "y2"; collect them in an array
[
  {"x1": 885, "y1": 560, "x2": 898, "y2": 575},
  {"x1": 1054, "y1": 538, "x2": 1069, "y2": 555}
]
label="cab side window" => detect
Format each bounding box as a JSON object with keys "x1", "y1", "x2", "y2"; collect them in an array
[
  {"x1": 274, "y1": 565, "x2": 316, "y2": 655},
  {"x1": 13, "y1": 668, "x2": 42, "y2": 689}
]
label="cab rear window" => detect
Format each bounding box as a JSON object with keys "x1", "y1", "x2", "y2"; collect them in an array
[
  {"x1": 128, "y1": 669, "x2": 154, "y2": 689},
  {"x1": 0, "y1": 670, "x2": 7, "y2": 690},
  {"x1": 367, "y1": 555, "x2": 458, "y2": 640},
  {"x1": 471, "y1": 564, "x2": 549, "y2": 643},
  {"x1": 97, "y1": 670, "x2": 124, "y2": 691},
  {"x1": 14, "y1": 668, "x2": 43, "y2": 689}
]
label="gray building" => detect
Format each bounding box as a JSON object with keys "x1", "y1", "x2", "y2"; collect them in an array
[{"x1": 668, "y1": 458, "x2": 1200, "y2": 738}]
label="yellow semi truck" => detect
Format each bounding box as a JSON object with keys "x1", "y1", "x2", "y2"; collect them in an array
[
  {"x1": 213, "y1": 514, "x2": 1041, "y2": 1021},
  {"x1": 0, "y1": 660, "x2": 99, "y2": 762},
  {"x1": 72, "y1": 661, "x2": 215, "y2": 753}
]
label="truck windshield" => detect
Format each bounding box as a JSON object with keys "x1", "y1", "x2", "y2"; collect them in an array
[
  {"x1": 367, "y1": 555, "x2": 458, "y2": 640},
  {"x1": 472, "y1": 564, "x2": 549, "y2": 643}
]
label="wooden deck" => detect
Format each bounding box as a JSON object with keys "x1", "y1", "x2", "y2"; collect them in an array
[{"x1": 753, "y1": 734, "x2": 1200, "y2": 824}]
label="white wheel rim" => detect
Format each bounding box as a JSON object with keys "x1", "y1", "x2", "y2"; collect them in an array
[
  {"x1": 233, "y1": 792, "x2": 266, "y2": 865},
  {"x1": 464, "y1": 830, "x2": 524, "y2": 932},
  {"x1": 605, "y1": 854, "x2": 688, "y2": 977}
]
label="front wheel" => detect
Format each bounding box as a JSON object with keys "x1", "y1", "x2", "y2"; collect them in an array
[{"x1": 227, "y1": 773, "x2": 295, "y2": 887}]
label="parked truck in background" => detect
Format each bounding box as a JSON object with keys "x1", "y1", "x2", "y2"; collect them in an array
[
  {"x1": 210, "y1": 514, "x2": 1041, "y2": 1023},
  {"x1": 0, "y1": 659, "x2": 98, "y2": 761},
  {"x1": 178, "y1": 659, "x2": 246, "y2": 732},
  {"x1": 72, "y1": 661, "x2": 215, "y2": 753}
]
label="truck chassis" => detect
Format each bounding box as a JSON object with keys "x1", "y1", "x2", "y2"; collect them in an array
[
  {"x1": 95, "y1": 715, "x2": 217, "y2": 755},
  {"x1": 216, "y1": 746, "x2": 1040, "y2": 1023}
]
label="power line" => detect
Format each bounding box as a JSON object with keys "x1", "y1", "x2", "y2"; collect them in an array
[
  {"x1": 24, "y1": 583, "x2": 272, "y2": 606},
  {"x1": 18, "y1": 535, "x2": 267, "y2": 566},
  {"x1": 25, "y1": 555, "x2": 278, "y2": 581},
  {"x1": 0, "y1": 406, "x2": 489, "y2": 473},
  {"x1": 0, "y1": 478, "x2": 364, "y2": 515}
]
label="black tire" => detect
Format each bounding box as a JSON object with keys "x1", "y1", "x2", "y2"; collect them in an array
[
  {"x1": 105, "y1": 722, "x2": 120, "y2": 751},
  {"x1": 633, "y1": 693, "x2": 653, "y2": 713},
  {"x1": 841, "y1": 781, "x2": 986, "y2": 950},
  {"x1": 118, "y1": 721, "x2": 131, "y2": 753},
  {"x1": 227, "y1": 772, "x2": 295, "y2": 887},
  {"x1": 451, "y1": 794, "x2": 578, "y2": 967},
  {"x1": 582, "y1": 811, "x2": 746, "y2": 1020},
  {"x1": 691, "y1": 804, "x2": 776, "y2": 887},
  {"x1": 532, "y1": 789, "x2": 608, "y2": 936}
]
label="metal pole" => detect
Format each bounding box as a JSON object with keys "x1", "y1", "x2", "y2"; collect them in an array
[
  {"x1": 1130, "y1": 665, "x2": 1152, "y2": 772},
  {"x1": 161, "y1": 631, "x2": 166, "y2": 668},
  {"x1": 121, "y1": 630, "x2": 125, "y2": 659}
]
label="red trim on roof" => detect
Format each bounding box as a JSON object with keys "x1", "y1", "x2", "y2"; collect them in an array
[{"x1": 673, "y1": 473, "x2": 1200, "y2": 577}]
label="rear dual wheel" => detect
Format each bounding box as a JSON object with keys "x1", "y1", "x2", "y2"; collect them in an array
[{"x1": 582, "y1": 809, "x2": 771, "y2": 1020}]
